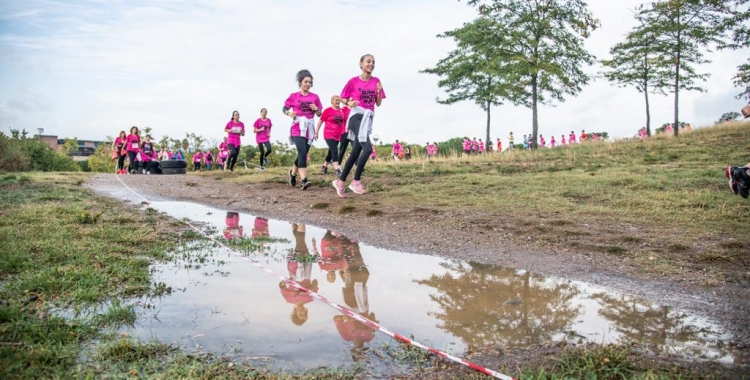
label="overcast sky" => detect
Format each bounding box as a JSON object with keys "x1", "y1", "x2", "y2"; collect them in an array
[{"x1": 0, "y1": 0, "x2": 747, "y2": 149}]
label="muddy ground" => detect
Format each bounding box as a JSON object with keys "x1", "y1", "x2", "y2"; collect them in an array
[{"x1": 87, "y1": 173, "x2": 750, "y2": 373}]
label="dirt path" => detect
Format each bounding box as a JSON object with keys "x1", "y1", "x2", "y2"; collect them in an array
[{"x1": 87, "y1": 173, "x2": 750, "y2": 355}]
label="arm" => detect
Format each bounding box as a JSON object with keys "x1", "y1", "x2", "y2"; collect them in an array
[{"x1": 375, "y1": 81, "x2": 383, "y2": 107}]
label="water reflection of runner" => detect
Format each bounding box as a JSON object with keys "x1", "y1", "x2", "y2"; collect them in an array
[
  {"x1": 334, "y1": 236, "x2": 377, "y2": 353},
  {"x1": 222, "y1": 212, "x2": 244, "y2": 240},
  {"x1": 280, "y1": 223, "x2": 319, "y2": 326},
  {"x1": 318, "y1": 230, "x2": 348, "y2": 283}
]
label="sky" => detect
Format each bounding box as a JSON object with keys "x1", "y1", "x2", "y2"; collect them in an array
[{"x1": 0, "y1": 0, "x2": 747, "y2": 149}]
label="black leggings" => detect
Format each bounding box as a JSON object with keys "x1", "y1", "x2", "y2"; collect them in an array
[
  {"x1": 127, "y1": 151, "x2": 138, "y2": 173},
  {"x1": 340, "y1": 114, "x2": 372, "y2": 181},
  {"x1": 324, "y1": 139, "x2": 339, "y2": 164},
  {"x1": 258, "y1": 141, "x2": 272, "y2": 166},
  {"x1": 337, "y1": 133, "x2": 350, "y2": 166},
  {"x1": 193, "y1": 162, "x2": 201, "y2": 171},
  {"x1": 292, "y1": 136, "x2": 310, "y2": 169},
  {"x1": 116, "y1": 152, "x2": 126, "y2": 171},
  {"x1": 227, "y1": 144, "x2": 239, "y2": 171}
]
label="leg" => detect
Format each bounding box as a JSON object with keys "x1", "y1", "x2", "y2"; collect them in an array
[
  {"x1": 352, "y1": 138, "x2": 372, "y2": 181},
  {"x1": 228, "y1": 144, "x2": 239, "y2": 171},
  {"x1": 117, "y1": 153, "x2": 125, "y2": 171},
  {"x1": 258, "y1": 143, "x2": 266, "y2": 167},
  {"x1": 337, "y1": 133, "x2": 350, "y2": 166},
  {"x1": 127, "y1": 151, "x2": 138, "y2": 173},
  {"x1": 340, "y1": 139, "x2": 363, "y2": 182},
  {"x1": 292, "y1": 137, "x2": 310, "y2": 189},
  {"x1": 325, "y1": 139, "x2": 340, "y2": 171}
]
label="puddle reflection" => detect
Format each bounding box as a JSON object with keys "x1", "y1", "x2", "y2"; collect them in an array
[{"x1": 121, "y1": 200, "x2": 734, "y2": 372}]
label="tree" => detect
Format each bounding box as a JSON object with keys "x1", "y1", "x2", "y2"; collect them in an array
[
  {"x1": 461, "y1": 0, "x2": 599, "y2": 149},
  {"x1": 640, "y1": 0, "x2": 732, "y2": 137},
  {"x1": 602, "y1": 12, "x2": 671, "y2": 137},
  {"x1": 158, "y1": 135, "x2": 170, "y2": 150},
  {"x1": 718, "y1": 111, "x2": 741, "y2": 122},
  {"x1": 420, "y1": 17, "x2": 518, "y2": 151},
  {"x1": 721, "y1": 0, "x2": 749, "y2": 98},
  {"x1": 61, "y1": 138, "x2": 79, "y2": 156}
]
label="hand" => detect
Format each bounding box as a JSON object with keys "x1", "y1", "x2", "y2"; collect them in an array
[
  {"x1": 309, "y1": 104, "x2": 319, "y2": 112},
  {"x1": 287, "y1": 110, "x2": 297, "y2": 119},
  {"x1": 313, "y1": 132, "x2": 319, "y2": 141},
  {"x1": 349, "y1": 100, "x2": 359, "y2": 108},
  {"x1": 376, "y1": 82, "x2": 382, "y2": 92}
]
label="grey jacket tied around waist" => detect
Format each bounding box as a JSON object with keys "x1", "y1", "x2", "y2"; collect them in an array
[{"x1": 347, "y1": 106, "x2": 374, "y2": 143}]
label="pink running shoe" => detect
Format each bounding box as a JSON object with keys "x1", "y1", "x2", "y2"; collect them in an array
[
  {"x1": 348, "y1": 180, "x2": 366, "y2": 195},
  {"x1": 332, "y1": 179, "x2": 346, "y2": 198}
]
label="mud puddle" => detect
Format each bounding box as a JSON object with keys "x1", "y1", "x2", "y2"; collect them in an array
[{"x1": 94, "y1": 186, "x2": 735, "y2": 373}]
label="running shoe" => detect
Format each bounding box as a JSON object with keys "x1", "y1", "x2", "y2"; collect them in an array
[
  {"x1": 321, "y1": 165, "x2": 328, "y2": 175},
  {"x1": 348, "y1": 180, "x2": 366, "y2": 195},
  {"x1": 288, "y1": 169, "x2": 297, "y2": 187},
  {"x1": 301, "y1": 178, "x2": 311, "y2": 190},
  {"x1": 259, "y1": 167, "x2": 265, "y2": 172},
  {"x1": 727, "y1": 166, "x2": 739, "y2": 194},
  {"x1": 739, "y1": 181, "x2": 750, "y2": 199},
  {"x1": 264, "y1": 157, "x2": 269, "y2": 166},
  {"x1": 332, "y1": 179, "x2": 346, "y2": 198}
]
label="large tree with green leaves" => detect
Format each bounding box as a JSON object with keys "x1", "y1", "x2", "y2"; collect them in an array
[
  {"x1": 420, "y1": 17, "x2": 518, "y2": 150},
  {"x1": 723, "y1": 0, "x2": 750, "y2": 98},
  {"x1": 602, "y1": 14, "x2": 672, "y2": 137},
  {"x1": 640, "y1": 0, "x2": 732, "y2": 137},
  {"x1": 460, "y1": 0, "x2": 599, "y2": 149}
]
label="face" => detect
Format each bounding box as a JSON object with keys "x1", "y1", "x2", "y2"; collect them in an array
[
  {"x1": 130, "y1": 127, "x2": 138, "y2": 135},
  {"x1": 331, "y1": 96, "x2": 340, "y2": 107},
  {"x1": 360, "y1": 55, "x2": 375, "y2": 74},
  {"x1": 120, "y1": 131, "x2": 126, "y2": 138},
  {"x1": 233, "y1": 111, "x2": 240, "y2": 121},
  {"x1": 261, "y1": 109, "x2": 267, "y2": 118},
  {"x1": 300, "y1": 77, "x2": 312, "y2": 92}
]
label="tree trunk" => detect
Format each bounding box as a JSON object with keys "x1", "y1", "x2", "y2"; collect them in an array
[
  {"x1": 644, "y1": 57, "x2": 652, "y2": 137},
  {"x1": 674, "y1": 5, "x2": 681, "y2": 138},
  {"x1": 485, "y1": 99, "x2": 491, "y2": 151},
  {"x1": 531, "y1": 74, "x2": 539, "y2": 150}
]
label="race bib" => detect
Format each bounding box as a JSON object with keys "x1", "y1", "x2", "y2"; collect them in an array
[
  {"x1": 232, "y1": 127, "x2": 241, "y2": 133},
  {"x1": 131, "y1": 143, "x2": 139, "y2": 149}
]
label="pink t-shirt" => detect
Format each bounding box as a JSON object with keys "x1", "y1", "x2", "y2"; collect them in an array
[
  {"x1": 472, "y1": 140, "x2": 479, "y2": 151},
  {"x1": 463, "y1": 139, "x2": 470, "y2": 150},
  {"x1": 218, "y1": 141, "x2": 227, "y2": 151},
  {"x1": 569, "y1": 133, "x2": 576, "y2": 143},
  {"x1": 192, "y1": 152, "x2": 203, "y2": 163},
  {"x1": 478, "y1": 142, "x2": 485, "y2": 152},
  {"x1": 254, "y1": 118, "x2": 272, "y2": 144},
  {"x1": 320, "y1": 107, "x2": 350, "y2": 141},
  {"x1": 125, "y1": 134, "x2": 141, "y2": 152},
  {"x1": 114, "y1": 137, "x2": 126, "y2": 150},
  {"x1": 340, "y1": 76, "x2": 386, "y2": 112},
  {"x1": 284, "y1": 92, "x2": 323, "y2": 137},
  {"x1": 225, "y1": 121, "x2": 245, "y2": 146},
  {"x1": 392, "y1": 142, "x2": 402, "y2": 154}
]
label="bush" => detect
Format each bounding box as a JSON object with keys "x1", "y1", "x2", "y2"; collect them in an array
[
  {"x1": 0, "y1": 131, "x2": 80, "y2": 172},
  {"x1": 88, "y1": 144, "x2": 116, "y2": 173}
]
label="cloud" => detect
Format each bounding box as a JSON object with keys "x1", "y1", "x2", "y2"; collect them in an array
[{"x1": 0, "y1": 0, "x2": 746, "y2": 147}]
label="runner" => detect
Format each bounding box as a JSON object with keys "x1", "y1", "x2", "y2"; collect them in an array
[
  {"x1": 392, "y1": 140, "x2": 402, "y2": 161},
  {"x1": 334, "y1": 235, "x2": 376, "y2": 351},
  {"x1": 508, "y1": 132, "x2": 514, "y2": 150},
  {"x1": 112, "y1": 131, "x2": 127, "y2": 174},
  {"x1": 192, "y1": 149, "x2": 203, "y2": 172},
  {"x1": 561, "y1": 134, "x2": 566, "y2": 146},
  {"x1": 496, "y1": 138, "x2": 502, "y2": 152},
  {"x1": 580, "y1": 130, "x2": 588, "y2": 142},
  {"x1": 472, "y1": 138, "x2": 479, "y2": 154},
  {"x1": 283, "y1": 69, "x2": 323, "y2": 190},
  {"x1": 139, "y1": 135, "x2": 158, "y2": 174},
  {"x1": 217, "y1": 137, "x2": 229, "y2": 169},
  {"x1": 478, "y1": 139, "x2": 485, "y2": 154},
  {"x1": 569, "y1": 131, "x2": 577, "y2": 144},
  {"x1": 522, "y1": 134, "x2": 528, "y2": 150},
  {"x1": 315, "y1": 95, "x2": 350, "y2": 177},
  {"x1": 332, "y1": 54, "x2": 386, "y2": 197},
  {"x1": 432, "y1": 142, "x2": 439, "y2": 157},
  {"x1": 224, "y1": 111, "x2": 244, "y2": 172},
  {"x1": 204, "y1": 149, "x2": 214, "y2": 171},
  {"x1": 462, "y1": 137, "x2": 471, "y2": 156},
  {"x1": 253, "y1": 108, "x2": 273, "y2": 171},
  {"x1": 539, "y1": 134, "x2": 546, "y2": 148},
  {"x1": 124, "y1": 126, "x2": 141, "y2": 174},
  {"x1": 550, "y1": 135, "x2": 556, "y2": 148}
]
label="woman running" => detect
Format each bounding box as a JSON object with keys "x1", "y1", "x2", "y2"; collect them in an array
[
  {"x1": 462, "y1": 137, "x2": 471, "y2": 156},
  {"x1": 569, "y1": 131, "x2": 577, "y2": 144},
  {"x1": 112, "y1": 131, "x2": 127, "y2": 174},
  {"x1": 550, "y1": 136, "x2": 556, "y2": 148},
  {"x1": 204, "y1": 150, "x2": 214, "y2": 170},
  {"x1": 139, "y1": 135, "x2": 158, "y2": 174},
  {"x1": 539, "y1": 134, "x2": 546, "y2": 148},
  {"x1": 392, "y1": 140, "x2": 402, "y2": 161},
  {"x1": 283, "y1": 69, "x2": 323, "y2": 190},
  {"x1": 332, "y1": 54, "x2": 386, "y2": 197},
  {"x1": 192, "y1": 149, "x2": 203, "y2": 172},
  {"x1": 224, "y1": 111, "x2": 244, "y2": 172},
  {"x1": 253, "y1": 108, "x2": 273, "y2": 171},
  {"x1": 124, "y1": 126, "x2": 141, "y2": 174},
  {"x1": 315, "y1": 95, "x2": 350, "y2": 177}
]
